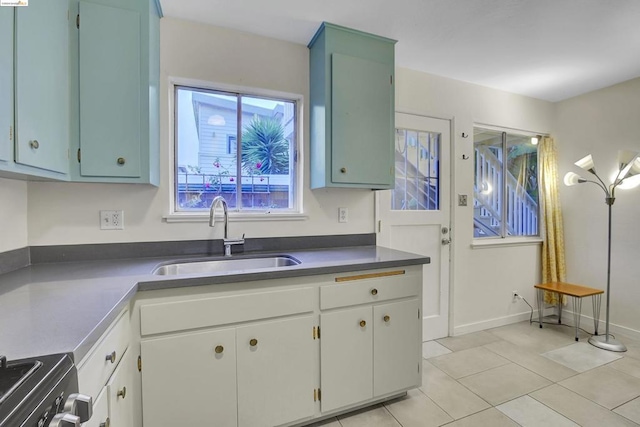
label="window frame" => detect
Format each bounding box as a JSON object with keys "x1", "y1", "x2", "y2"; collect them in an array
[
  {"x1": 472, "y1": 124, "x2": 542, "y2": 243},
  {"x1": 166, "y1": 78, "x2": 304, "y2": 221}
]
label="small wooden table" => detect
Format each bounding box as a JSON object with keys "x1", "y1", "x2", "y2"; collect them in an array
[{"x1": 534, "y1": 282, "x2": 604, "y2": 342}]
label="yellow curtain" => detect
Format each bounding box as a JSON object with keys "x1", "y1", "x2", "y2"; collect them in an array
[{"x1": 539, "y1": 136, "x2": 567, "y2": 305}]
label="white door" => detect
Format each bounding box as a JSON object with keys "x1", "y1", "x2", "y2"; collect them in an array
[{"x1": 377, "y1": 113, "x2": 451, "y2": 341}]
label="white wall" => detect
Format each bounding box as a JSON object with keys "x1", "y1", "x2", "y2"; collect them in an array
[
  {"x1": 395, "y1": 68, "x2": 554, "y2": 334},
  {"x1": 0, "y1": 177, "x2": 28, "y2": 252},
  {"x1": 555, "y1": 77, "x2": 640, "y2": 337},
  {"x1": 26, "y1": 18, "x2": 374, "y2": 245}
]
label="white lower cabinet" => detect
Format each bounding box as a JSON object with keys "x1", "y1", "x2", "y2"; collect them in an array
[
  {"x1": 83, "y1": 387, "x2": 108, "y2": 427},
  {"x1": 321, "y1": 299, "x2": 421, "y2": 413},
  {"x1": 106, "y1": 349, "x2": 135, "y2": 427},
  {"x1": 320, "y1": 306, "x2": 373, "y2": 412},
  {"x1": 140, "y1": 316, "x2": 314, "y2": 427},
  {"x1": 135, "y1": 266, "x2": 423, "y2": 427},
  {"x1": 141, "y1": 328, "x2": 238, "y2": 427}
]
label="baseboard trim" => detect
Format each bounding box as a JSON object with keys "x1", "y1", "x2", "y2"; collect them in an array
[
  {"x1": 544, "y1": 310, "x2": 640, "y2": 342},
  {"x1": 453, "y1": 308, "x2": 554, "y2": 336}
]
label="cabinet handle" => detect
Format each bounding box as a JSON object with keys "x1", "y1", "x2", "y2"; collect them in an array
[
  {"x1": 340, "y1": 167, "x2": 347, "y2": 173},
  {"x1": 105, "y1": 351, "x2": 116, "y2": 364},
  {"x1": 117, "y1": 157, "x2": 126, "y2": 165},
  {"x1": 29, "y1": 140, "x2": 39, "y2": 149},
  {"x1": 249, "y1": 338, "x2": 258, "y2": 347},
  {"x1": 359, "y1": 320, "x2": 366, "y2": 328},
  {"x1": 371, "y1": 288, "x2": 378, "y2": 296},
  {"x1": 117, "y1": 387, "x2": 127, "y2": 399},
  {"x1": 383, "y1": 315, "x2": 390, "y2": 322},
  {"x1": 99, "y1": 417, "x2": 110, "y2": 427},
  {"x1": 215, "y1": 345, "x2": 224, "y2": 354}
]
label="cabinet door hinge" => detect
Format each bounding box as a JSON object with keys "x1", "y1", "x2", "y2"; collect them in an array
[
  {"x1": 9, "y1": 126, "x2": 12, "y2": 141},
  {"x1": 77, "y1": 148, "x2": 81, "y2": 163},
  {"x1": 313, "y1": 388, "x2": 321, "y2": 402},
  {"x1": 76, "y1": 14, "x2": 80, "y2": 29},
  {"x1": 137, "y1": 355, "x2": 142, "y2": 372},
  {"x1": 418, "y1": 308, "x2": 420, "y2": 319},
  {"x1": 313, "y1": 326, "x2": 321, "y2": 339},
  {"x1": 377, "y1": 220, "x2": 382, "y2": 233},
  {"x1": 390, "y1": 75, "x2": 393, "y2": 85}
]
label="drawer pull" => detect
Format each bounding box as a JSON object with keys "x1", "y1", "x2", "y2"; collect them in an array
[
  {"x1": 105, "y1": 351, "x2": 116, "y2": 364},
  {"x1": 359, "y1": 320, "x2": 366, "y2": 328},
  {"x1": 371, "y1": 288, "x2": 378, "y2": 296},
  {"x1": 29, "y1": 140, "x2": 39, "y2": 149},
  {"x1": 335, "y1": 270, "x2": 405, "y2": 282},
  {"x1": 249, "y1": 338, "x2": 258, "y2": 347},
  {"x1": 383, "y1": 315, "x2": 390, "y2": 322},
  {"x1": 117, "y1": 157, "x2": 126, "y2": 165},
  {"x1": 117, "y1": 387, "x2": 127, "y2": 399},
  {"x1": 215, "y1": 345, "x2": 224, "y2": 354},
  {"x1": 99, "y1": 418, "x2": 110, "y2": 427},
  {"x1": 340, "y1": 167, "x2": 347, "y2": 173}
]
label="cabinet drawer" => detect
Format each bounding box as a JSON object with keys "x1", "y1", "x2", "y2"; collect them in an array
[
  {"x1": 78, "y1": 310, "x2": 130, "y2": 399},
  {"x1": 140, "y1": 287, "x2": 314, "y2": 336},
  {"x1": 320, "y1": 270, "x2": 420, "y2": 309}
]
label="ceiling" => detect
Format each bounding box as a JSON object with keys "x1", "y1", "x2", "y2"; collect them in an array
[{"x1": 159, "y1": 0, "x2": 640, "y2": 102}]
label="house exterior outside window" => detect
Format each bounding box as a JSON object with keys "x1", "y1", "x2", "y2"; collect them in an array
[{"x1": 174, "y1": 85, "x2": 299, "y2": 213}]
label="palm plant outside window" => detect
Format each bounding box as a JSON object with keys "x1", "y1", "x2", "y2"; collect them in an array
[
  {"x1": 473, "y1": 127, "x2": 539, "y2": 238},
  {"x1": 174, "y1": 86, "x2": 298, "y2": 212}
]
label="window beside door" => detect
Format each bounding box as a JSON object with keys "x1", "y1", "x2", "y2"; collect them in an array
[{"x1": 473, "y1": 127, "x2": 539, "y2": 238}]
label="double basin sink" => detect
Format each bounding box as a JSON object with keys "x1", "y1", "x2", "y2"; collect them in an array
[{"x1": 153, "y1": 255, "x2": 301, "y2": 276}]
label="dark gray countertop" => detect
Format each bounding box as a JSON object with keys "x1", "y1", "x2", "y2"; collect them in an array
[{"x1": 0, "y1": 246, "x2": 429, "y2": 361}]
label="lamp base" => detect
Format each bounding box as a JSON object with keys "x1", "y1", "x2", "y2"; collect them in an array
[{"x1": 588, "y1": 335, "x2": 627, "y2": 352}]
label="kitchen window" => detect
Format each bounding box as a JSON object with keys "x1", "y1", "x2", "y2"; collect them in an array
[
  {"x1": 473, "y1": 127, "x2": 539, "y2": 239},
  {"x1": 174, "y1": 85, "x2": 300, "y2": 213}
]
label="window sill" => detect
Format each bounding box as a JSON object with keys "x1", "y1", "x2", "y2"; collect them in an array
[
  {"x1": 163, "y1": 211, "x2": 309, "y2": 223},
  {"x1": 471, "y1": 237, "x2": 543, "y2": 249}
]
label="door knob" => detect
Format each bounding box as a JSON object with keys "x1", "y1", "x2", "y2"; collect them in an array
[
  {"x1": 371, "y1": 288, "x2": 378, "y2": 296},
  {"x1": 249, "y1": 339, "x2": 258, "y2": 347},
  {"x1": 117, "y1": 157, "x2": 126, "y2": 165},
  {"x1": 442, "y1": 238, "x2": 451, "y2": 245},
  {"x1": 117, "y1": 387, "x2": 127, "y2": 399},
  {"x1": 383, "y1": 315, "x2": 390, "y2": 322},
  {"x1": 359, "y1": 320, "x2": 366, "y2": 327},
  {"x1": 105, "y1": 351, "x2": 116, "y2": 364},
  {"x1": 215, "y1": 345, "x2": 224, "y2": 354},
  {"x1": 29, "y1": 140, "x2": 39, "y2": 149}
]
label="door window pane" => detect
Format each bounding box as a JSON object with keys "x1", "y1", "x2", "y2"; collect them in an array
[{"x1": 392, "y1": 128, "x2": 440, "y2": 210}]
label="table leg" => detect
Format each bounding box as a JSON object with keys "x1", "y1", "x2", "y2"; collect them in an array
[
  {"x1": 536, "y1": 288, "x2": 544, "y2": 328},
  {"x1": 572, "y1": 296, "x2": 583, "y2": 342},
  {"x1": 558, "y1": 296, "x2": 563, "y2": 324},
  {"x1": 592, "y1": 294, "x2": 602, "y2": 336}
]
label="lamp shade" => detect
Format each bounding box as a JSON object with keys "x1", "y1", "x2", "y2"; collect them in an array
[
  {"x1": 564, "y1": 172, "x2": 586, "y2": 186},
  {"x1": 575, "y1": 154, "x2": 596, "y2": 174},
  {"x1": 618, "y1": 150, "x2": 640, "y2": 180}
]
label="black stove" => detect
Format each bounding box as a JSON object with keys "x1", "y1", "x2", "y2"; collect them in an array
[{"x1": 0, "y1": 353, "x2": 90, "y2": 427}]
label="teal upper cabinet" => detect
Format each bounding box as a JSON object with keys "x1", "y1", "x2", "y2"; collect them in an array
[
  {"x1": 308, "y1": 23, "x2": 396, "y2": 189},
  {"x1": 0, "y1": 7, "x2": 13, "y2": 164},
  {"x1": 14, "y1": 0, "x2": 70, "y2": 175},
  {"x1": 72, "y1": 0, "x2": 160, "y2": 185}
]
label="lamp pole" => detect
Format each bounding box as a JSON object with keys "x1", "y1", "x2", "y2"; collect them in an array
[{"x1": 564, "y1": 152, "x2": 639, "y2": 352}]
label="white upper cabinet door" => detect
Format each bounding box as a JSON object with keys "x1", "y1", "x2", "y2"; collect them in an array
[
  {"x1": 0, "y1": 7, "x2": 12, "y2": 163},
  {"x1": 14, "y1": 0, "x2": 69, "y2": 174}
]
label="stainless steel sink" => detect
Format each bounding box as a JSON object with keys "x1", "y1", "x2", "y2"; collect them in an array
[{"x1": 152, "y1": 255, "x2": 301, "y2": 276}]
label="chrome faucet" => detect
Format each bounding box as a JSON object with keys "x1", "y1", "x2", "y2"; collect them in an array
[{"x1": 209, "y1": 196, "x2": 245, "y2": 256}]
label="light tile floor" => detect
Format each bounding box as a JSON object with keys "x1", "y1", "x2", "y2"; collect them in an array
[{"x1": 308, "y1": 319, "x2": 640, "y2": 426}]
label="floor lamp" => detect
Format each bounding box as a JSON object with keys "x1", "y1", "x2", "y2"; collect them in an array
[{"x1": 564, "y1": 151, "x2": 640, "y2": 352}]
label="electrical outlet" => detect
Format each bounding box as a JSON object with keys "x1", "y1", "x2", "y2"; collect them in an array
[
  {"x1": 512, "y1": 290, "x2": 519, "y2": 303},
  {"x1": 338, "y1": 207, "x2": 348, "y2": 223},
  {"x1": 458, "y1": 194, "x2": 468, "y2": 206},
  {"x1": 100, "y1": 210, "x2": 124, "y2": 230}
]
